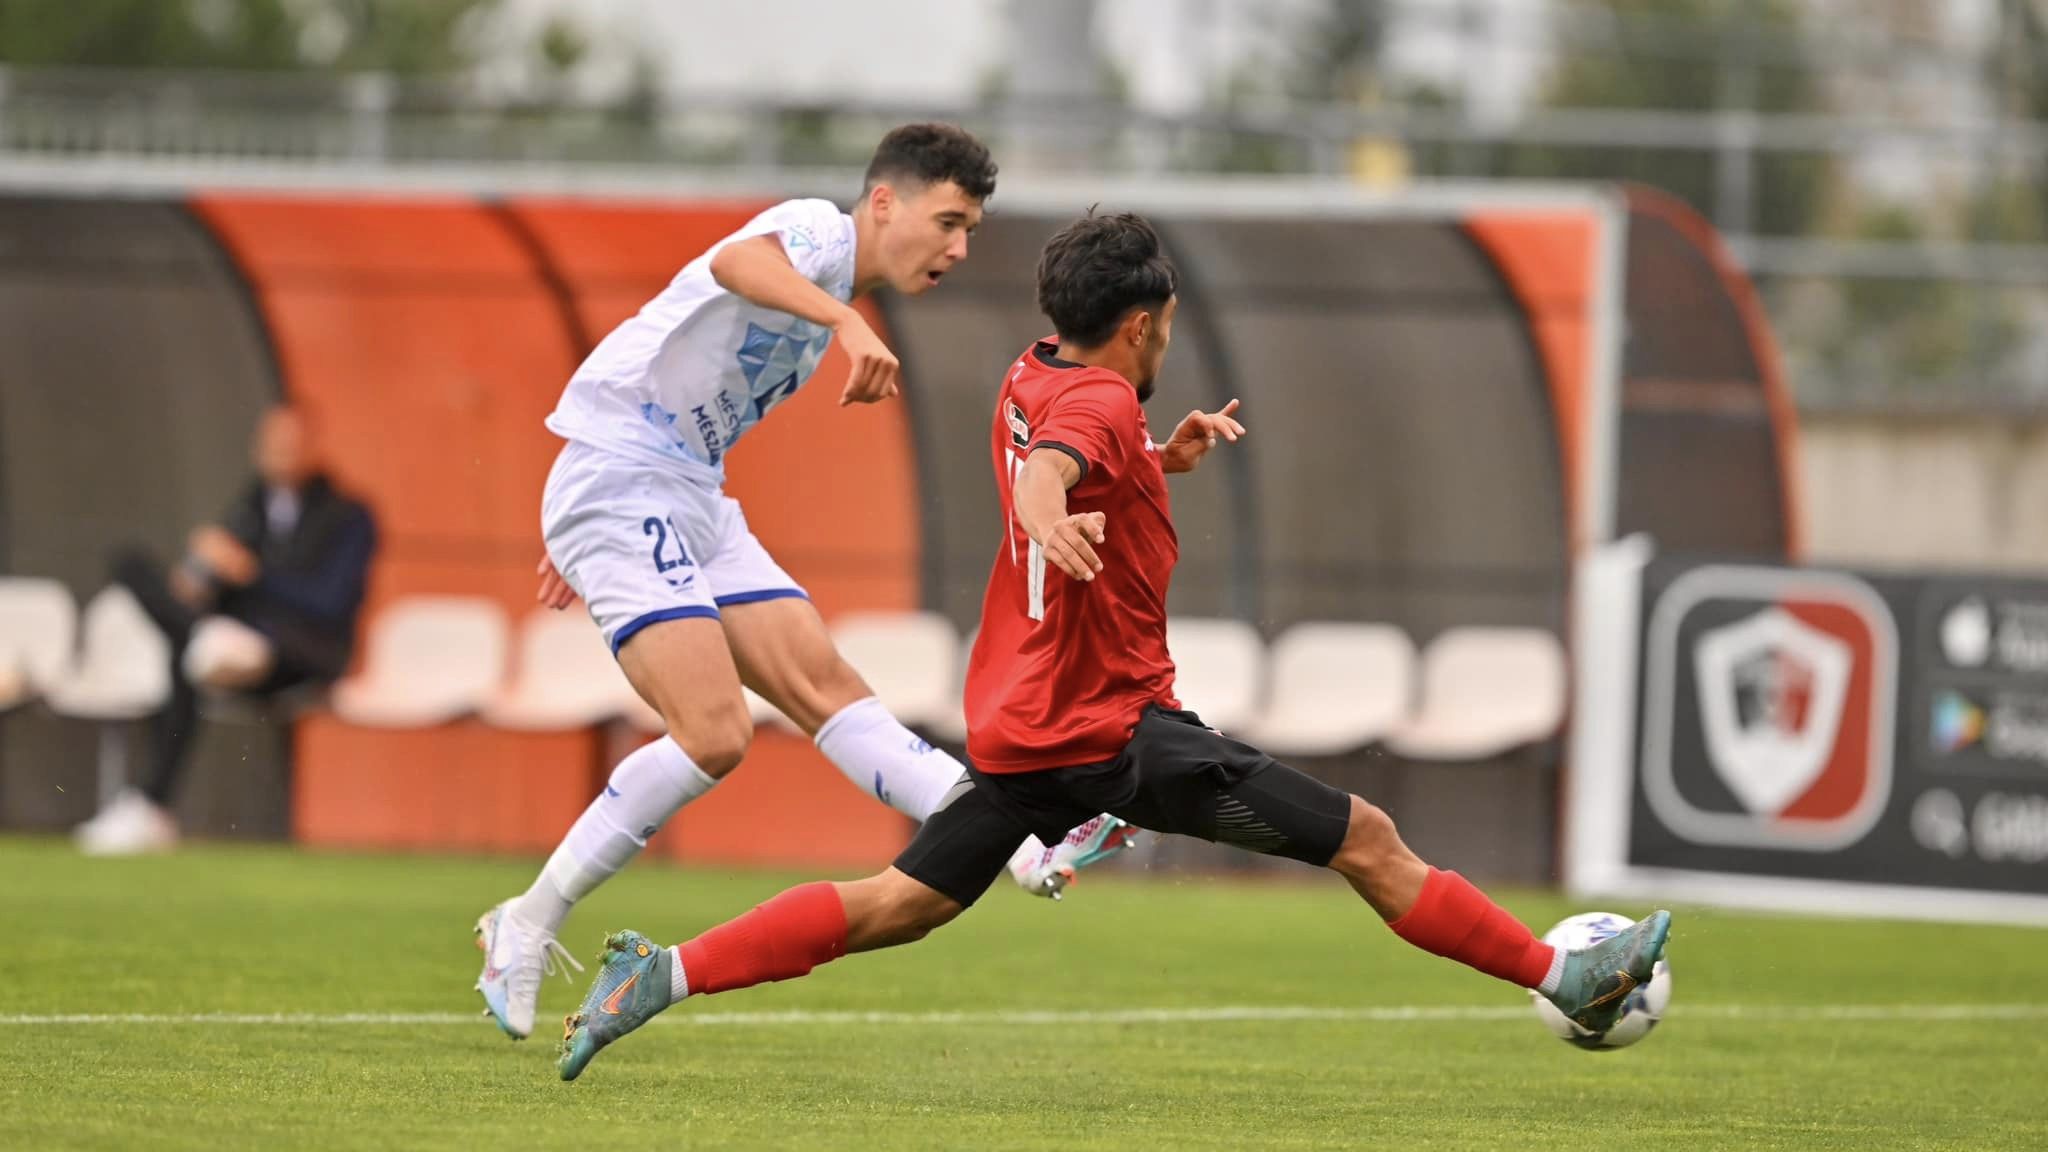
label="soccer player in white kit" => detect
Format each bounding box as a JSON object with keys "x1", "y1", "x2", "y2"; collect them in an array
[{"x1": 474, "y1": 124, "x2": 1136, "y2": 1040}]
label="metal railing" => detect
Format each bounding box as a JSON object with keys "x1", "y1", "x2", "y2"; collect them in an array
[{"x1": 0, "y1": 63, "x2": 2045, "y2": 409}]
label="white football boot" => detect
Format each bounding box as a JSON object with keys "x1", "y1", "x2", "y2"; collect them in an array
[
  {"x1": 474, "y1": 900, "x2": 583, "y2": 1039},
  {"x1": 74, "y1": 790, "x2": 178, "y2": 856},
  {"x1": 1007, "y1": 814, "x2": 1140, "y2": 899}
]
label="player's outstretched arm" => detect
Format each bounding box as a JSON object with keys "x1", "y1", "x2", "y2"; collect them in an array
[
  {"x1": 536, "y1": 554, "x2": 576, "y2": 610},
  {"x1": 1158, "y1": 398, "x2": 1244, "y2": 475},
  {"x1": 709, "y1": 235, "x2": 900, "y2": 406},
  {"x1": 1015, "y1": 448, "x2": 1105, "y2": 582}
]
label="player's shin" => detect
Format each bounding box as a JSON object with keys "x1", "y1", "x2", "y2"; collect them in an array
[
  {"x1": 513, "y1": 736, "x2": 717, "y2": 934},
  {"x1": 1328, "y1": 799, "x2": 1560, "y2": 993},
  {"x1": 666, "y1": 881, "x2": 850, "y2": 1003},
  {"x1": 813, "y1": 696, "x2": 961, "y2": 820},
  {"x1": 1387, "y1": 867, "x2": 1562, "y2": 994}
]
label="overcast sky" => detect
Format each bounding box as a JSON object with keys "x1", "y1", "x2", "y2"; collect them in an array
[
  {"x1": 490, "y1": 0, "x2": 2010, "y2": 181},
  {"x1": 494, "y1": 0, "x2": 1552, "y2": 119}
]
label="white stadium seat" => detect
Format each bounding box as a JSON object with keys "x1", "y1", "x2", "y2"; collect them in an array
[
  {"x1": 1166, "y1": 617, "x2": 1264, "y2": 733},
  {"x1": 927, "y1": 696, "x2": 967, "y2": 745},
  {"x1": 44, "y1": 586, "x2": 174, "y2": 808},
  {"x1": 332, "y1": 597, "x2": 507, "y2": 728},
  {"x1": 44, "y1": 586, "x2": 170, "y2": 721},
  {"x1": 923, "y1": 628, "x2": 976, "y2": 745},
  {"x1": 1240, "y1": 622, "x2": 1416, "y2": 756},
  {"x1": 0, "y1": 577, "x2": 77, "y2": 710},
  {"x1": 1383, "y1": 627, "x2": 1568, "y2": 761},
  {"x1": 830, "y1": 611, "x2": 960, "y2": 729},
  {"x1": 482, "y1": 610, "x2": 643, "y2": 732},
  {"x1": 484, "y1": 610, "x2": 786, "y2": 734}
]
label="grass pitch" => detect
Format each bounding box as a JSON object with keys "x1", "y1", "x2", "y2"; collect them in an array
[{"x1": 2, "y1": 837, "x2": 2044, "y2": 1150}]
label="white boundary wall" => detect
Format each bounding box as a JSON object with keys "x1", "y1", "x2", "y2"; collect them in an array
[{"x1": 1801, "y1": 412, "x2": 2048, "y2": 574}]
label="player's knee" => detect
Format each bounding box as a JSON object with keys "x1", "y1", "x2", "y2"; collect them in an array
[
  {"x1": 841, "y1": 871, "x2": 963, "y2": 950},
  {"x1": 191, "y1": 662, "x2": 252, "y2": 691},
  {"x1": 877, "y1": 884, "x2": 962, "y2": 945},
  {"x1": 863, "y1": 880, "x2": 961, "y2": 947},
  {"x1": 670, "y1": 704, "x2": 753, "y2": 778},
  {"x1": 183, "y1": 619, "x2": 275, "y2": 691},
  {"x1": 1330, "y1": 795, "x2": 1405, "y2": 879}
]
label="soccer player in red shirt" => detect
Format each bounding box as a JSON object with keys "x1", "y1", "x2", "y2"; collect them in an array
[{"x1": 555, "y1": 211, "x2": 1672, "y2": 1082}]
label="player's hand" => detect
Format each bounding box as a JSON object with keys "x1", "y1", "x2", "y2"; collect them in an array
[
  {"x1": 835, "y1": 312, "x2": 901, "y2": 406},
  {"x1": 1159, "y1": 399, "x2": 1244, "y2": 474},
  {"x1": 187, "y1": 524, "x2": 260, "y2": 586},
  {"x1": 536, "y1": 555, "x2": 577, "y2": 610},
  {"x1": 168, "y1": 564, "x2": 209, "y2": 607},
  {"x1": 1039, "y1": 511, "x2": 1107, "y2": 582}
]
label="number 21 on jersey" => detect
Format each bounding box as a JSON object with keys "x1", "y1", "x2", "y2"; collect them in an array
[{"x1": 643, "y1": 516, "x2": 692, "y2": 574}]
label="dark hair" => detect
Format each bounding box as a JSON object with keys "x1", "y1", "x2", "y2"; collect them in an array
[
  {"x1": 864, "y1": 123, "x2": 997, "y2": 201},
  {"x1": 263, "y1": 401, "x2": 313, "y2": 433},
  {"x1": 1035, "y1": 211, "x2": 1178, "y2": 347}
]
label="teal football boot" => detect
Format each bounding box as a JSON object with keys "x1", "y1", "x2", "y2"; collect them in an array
[
  {"x1": 558, "y1": 930, "x2": 673, "y2": 1082},
  {"x1": 1543, "y1": 909, "x2": 1672, "y2": 1035}
]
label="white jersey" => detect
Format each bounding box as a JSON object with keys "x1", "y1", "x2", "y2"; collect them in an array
[{"x1": 546, "y1": 198, "x2": 857, "y2": 480}]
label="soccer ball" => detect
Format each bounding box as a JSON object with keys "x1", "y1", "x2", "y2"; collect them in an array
[{"x1": 1529, "y1": 911, "x2": 1671, "y2": 1050}]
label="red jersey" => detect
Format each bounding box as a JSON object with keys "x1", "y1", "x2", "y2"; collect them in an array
[{"x1": 964, "y1": 339, "x2": 1179, "y2": 774}]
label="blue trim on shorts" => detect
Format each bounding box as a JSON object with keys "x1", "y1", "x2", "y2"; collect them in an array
[
  {"x1": 712, "y1": 587, "x2": 810, "y2": 608},
  {"x1": 611, "y1": 605, "x2": 722, "y2": 655}
]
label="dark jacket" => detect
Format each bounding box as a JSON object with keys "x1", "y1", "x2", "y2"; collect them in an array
[{"x1": 219, "y1": 474, "x2": 376, "y2": 680}]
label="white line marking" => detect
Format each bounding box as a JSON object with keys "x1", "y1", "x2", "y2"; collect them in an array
[{"x1": 2, "y1": 1004, "x2": 2045, "y2": 1027}]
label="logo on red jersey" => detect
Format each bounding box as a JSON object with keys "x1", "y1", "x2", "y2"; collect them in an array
[{"x1": 1006, "y1": 402, "x2": 1031, "y2": 450}]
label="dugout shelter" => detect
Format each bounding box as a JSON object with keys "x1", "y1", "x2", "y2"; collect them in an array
[{"x1": 0, "y1": 166, "x2": 1798, "y2": 883}]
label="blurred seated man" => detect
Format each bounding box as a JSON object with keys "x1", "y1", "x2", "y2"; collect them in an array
[{"x1": 75, "y1": 405, "x2": 376, "y2": 854}]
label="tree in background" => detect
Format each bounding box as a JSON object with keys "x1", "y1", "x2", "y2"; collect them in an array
[
  {"x1": 1203, "y1": 0, "x2": 1413, "y2": 176},
  {"x1": 1954, "y1": 0, "x2": 2048, "y2": 401},
  {"x1": 0, "y1": 0, "x2": 685, "y2": 164},
  {"x1": 1990, "y1": 0, "x2": 2048, "y2": 124},
  {"x1": 1510, "y1": 0, "x2": 1829, "y2": 239},
  {"x1": 1286, "y1": 0, "x2": 1441, "y2": 183},
  {"x1": 1811, "y1": 204, "x2": 1978, "y2": 402},
  {"x1": 0, "y1": 0, "x2": 501, "y2": 73},
  {"x1": 1970, "y1": 0, "x2": 2048, "y2": 247},
  {"x1": 1767, "y1": 1, "x2": 2048, "y2": 408},
  {"x1": 1287, "y1": 0, "x2": 1390, "y2": 106},
  {"x1": 1204, "y1": 67, "x2": 1309, "y2": 175}
]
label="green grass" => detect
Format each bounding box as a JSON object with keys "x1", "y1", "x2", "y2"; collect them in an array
[{"x1": 2, "y1": 837, "x2": 2044, "y2": 1151}]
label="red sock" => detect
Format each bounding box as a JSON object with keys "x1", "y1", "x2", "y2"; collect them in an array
[
  {"x1": 675, "y1": 882, "x2": 848, "y2": 998},
  {"x1": 1387, "y1": 868, "x2": 1556, "y2": 989}
]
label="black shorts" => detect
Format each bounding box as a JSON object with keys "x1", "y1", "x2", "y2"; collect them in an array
[{"x1": 893, "y1": 706, "x2": 1354, "y2": 908}]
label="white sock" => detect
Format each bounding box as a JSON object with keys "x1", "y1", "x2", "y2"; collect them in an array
[
  {"x1": 511, "y1": 737, "x2": 718, "y2": 935},
  {"x1": 667, "y1": 945, "x2": 689, "y2": 1004},
  {"x1": 1537, "y1": 946, "x2": 1566, "y2": 996},
  {"x1": 813, "y1": 696, "x2": 961, "y2": 821}
]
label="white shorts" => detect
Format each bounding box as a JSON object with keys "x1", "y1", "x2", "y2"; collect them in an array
[{"x1": 542, "y1": 440, "x2": 807, "y2": 654}]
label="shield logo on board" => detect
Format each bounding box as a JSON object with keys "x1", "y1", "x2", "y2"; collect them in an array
[
  {"x1": 1640, "y1": 566, "x2": 1897, "y2": 852},
  {"x1": 1694, "y1": 608, "x2": 1852, "y2": 818}
]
